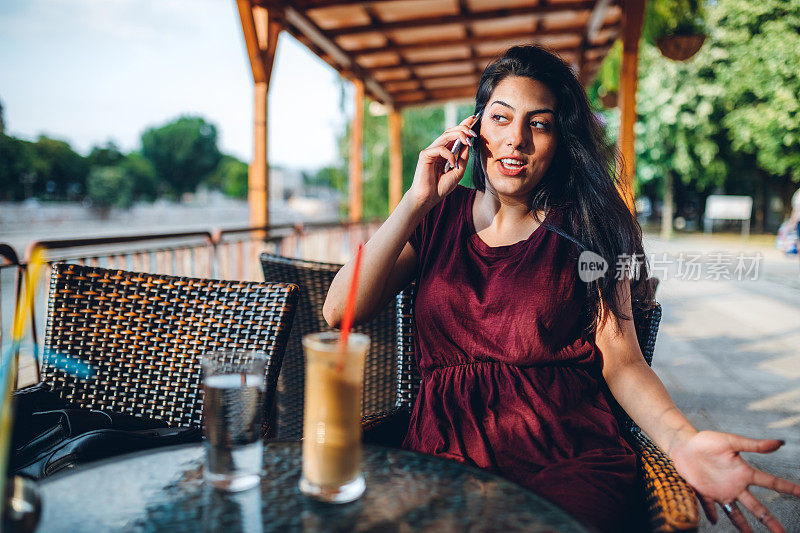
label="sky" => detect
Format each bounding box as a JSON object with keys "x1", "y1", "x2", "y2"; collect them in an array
[{"x1": 0, "y1": 0, "x2": 349, "y2": 171}]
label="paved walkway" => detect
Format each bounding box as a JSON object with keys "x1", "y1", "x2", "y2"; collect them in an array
[{"x1": 643, "y1": 233, "x2": 800, "y2": 530}]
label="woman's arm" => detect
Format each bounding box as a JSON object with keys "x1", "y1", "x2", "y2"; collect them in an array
[
  {"x1": 596, "y1": 281, "x2": 697, "y2": 457},
  {"x1": 322, "y1": 195, "x2": 422, "y2": 328},
  {"x1": 323, "y1": 116, "x2": 477, "y2": 327},
  {"x1": 598, "y1": 279, "x2": 800, "y2": 532}
]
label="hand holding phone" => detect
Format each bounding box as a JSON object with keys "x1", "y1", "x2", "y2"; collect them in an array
[{"x1": 443, "y1": 112, "x2": 481, "y2": 173}]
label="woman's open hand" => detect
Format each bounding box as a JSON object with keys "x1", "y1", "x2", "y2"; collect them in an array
[
  {"x1": 408, "y1": 115, "x2": 476, "y2": 210},
  {"x1": 671, "y1": 430, "x2": 800, "y2": 532}
]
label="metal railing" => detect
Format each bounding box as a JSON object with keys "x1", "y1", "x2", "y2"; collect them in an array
[
  {"x1": 0, "y1": 244, "x2": 25, "y2": 384},
  {"x1": 2, "y1": 218, "x2": 381, "y2": 388}
]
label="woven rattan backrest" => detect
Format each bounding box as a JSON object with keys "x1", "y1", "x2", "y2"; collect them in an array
[
  {"x1": 634, "y1": 303, "x2": 662, "y2": 366},
  {"x1": 395, "y1": 283, "x2": 419, "y2": 410},
  {"x1": 43, "y1": 263, "x2": 299, "y2": 436},
  {"x1": 260, "y1": 253, "x2": 411, "y2": 439},
  {"x1": 394, "y1": 280, "x2": 663, "y2": 418}
]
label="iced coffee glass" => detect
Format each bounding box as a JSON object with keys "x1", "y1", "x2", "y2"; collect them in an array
[{"x1": 299, "y1": 332, "x2": 369, "y2": 503}]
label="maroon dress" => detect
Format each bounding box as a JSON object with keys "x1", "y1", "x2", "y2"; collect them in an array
[{"x1": 402, "y1": 185, "x2": 637, "y2": 531}]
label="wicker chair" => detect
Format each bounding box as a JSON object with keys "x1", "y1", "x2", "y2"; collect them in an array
[
  {"x1": 260, "y1": 253, "x2": 413, "y2": 439},
  {"x1": 37, "y1": 263, "x2": 299, "y2": 438},
  {"x1": 362, "y1": 282, "x2": 701, "y2": 533}
]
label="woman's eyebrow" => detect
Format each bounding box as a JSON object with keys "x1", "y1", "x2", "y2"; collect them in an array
[{"x1": 489, "y1": 100, "x2": 555, "y2": 116}]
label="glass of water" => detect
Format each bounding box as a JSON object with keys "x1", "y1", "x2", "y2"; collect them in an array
[{"x1": 201, "y1": 350, "x2": 267, "y2": 492}]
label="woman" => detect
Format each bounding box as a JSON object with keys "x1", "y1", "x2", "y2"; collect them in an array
[{"x1": 324, "y1": 45, "x2": 799, "y2": 531}]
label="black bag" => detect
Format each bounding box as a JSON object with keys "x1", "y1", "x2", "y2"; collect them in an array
[{"x1": 10, "y1": 384, "x2": 202, "y2": 479}]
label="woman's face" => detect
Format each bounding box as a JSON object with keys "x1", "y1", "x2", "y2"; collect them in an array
[{"x1": 478, "y1": 76, "x2": 558, "y2": 203}]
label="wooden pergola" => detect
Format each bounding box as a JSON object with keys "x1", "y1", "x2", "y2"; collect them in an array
[{"x1": 236, "y1": 0, "x2": 645, "y2": 226}]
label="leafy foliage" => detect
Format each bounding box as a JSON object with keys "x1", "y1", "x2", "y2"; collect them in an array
[
  {"x1": 30, "y1": 136, "x2": 90, "y2": 200},
  {"x1": 0, "y1": 112, "x2": 248, "y2": 206},
  {"x1": 591, "y1": 0, "x2": 799, "y2": 224},
  {"x1": 713, "y1": 0, "x2": 800, "y2": 182},
  {"x1": 141, "y1": 116, "x2": 222, "y2": 197},
  {"x1": 643, "y1": 0, "x2": 708, "y2": 39},
  {"x1": 87, "y1": 141, "x2": 125, "y2": 168},
  {"x1": 320, "y1": 102, "x2": 474, "y2": 219},
  {"x1": 120, "y1": 152, "x2": 159, "y2": 201},
  {"x1": 205, "y1": 154, "x2": 249, "y2": 199},
  {"x1": 628, "y1": 44, "x2": 731, "y2": 191},
  {"x1": 87, "y1": 166, "x2": 135, "y2": 209},
  {"x1": 0, "y1": 134, "x2": 37, "y2": 200},
  {"x1": 85, "y1": 151, "x2": 158, "y2": 209}
]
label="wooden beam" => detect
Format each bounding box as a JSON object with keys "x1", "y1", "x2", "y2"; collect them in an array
[
  {"x1": 363, "y1": 4, "x2": 431, "y2": 102},
  {"x1": 391, "y1": 72, "x2": 480, "y2": 90},
  {"x1": 457, "y1": 0, "x2": 480, "y2": 79},
  {"x1": 351, "y1": 22, "x2": 617, "y2": 58},
  {"x1": 327, "y1": 1, "x2": 597, "y2": 37},
  {"x1": 388, "y1": 108, "x2": 403, "y2": 212},
  {"x1": 283, "y1": 6, "x2": 393, "y2": 104},
  {"x1": 393, "y1": 86, "x2": 475, "y2": 104},
  {"x1": 587, "y1": 0, "x2": 614, "y2": 41},
  {"x1": 580, "y1": 0, "x2": 613, "y2": 82},
  {"x1": 391, "y1": 81, "x2": 476, "y2": 98},
  {"x1": 253, "y1": 6, "x2": 282, "y2": 87},
  {"x1": 577, "y1": 38, "x2": 588, "y2": 84},
  {"x1": 237, "y1": 0, "x2": 266, "y2": 83},
  {"x1": 238, "y1": 1, "x2": 283, "y2": 229},
  {"x1": 368, "y1": 43, "x2": 613, "y2": 78},
  {"x1": 280, "y1": 0, "x2": 399, "y2": 8},
  {"x1": 618, "y1": 0, "x2": 646, "y2": 213},
  {"x1": 250, "y1": 82, "x2": 269, "y2": 228},
  {"x1": 349, "y1": 79, "x2": 365, "y2": 222},
  {"x1": 388, "y1": 56, "x2": 605, "y2": 103}
]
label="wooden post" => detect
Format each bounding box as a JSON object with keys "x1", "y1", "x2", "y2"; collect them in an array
[
  {"x1": 617, "y1": 0, "x2": 646, "y2": 213},
  {"x1": 251, "y1": 82, "x2": 269, "y2": 228},
  {"x1": 661, "y1": 172, "x2": 673, "y2": 240},
  {"x1": 237, "y1": 0, "x2": 281, "y2": 230},
  {"x1": 388, "y1": 108, "x2": 403, "y2": 212},
  {"x1": 349, "y1": 79, "x2": 365, "y2": 222}
]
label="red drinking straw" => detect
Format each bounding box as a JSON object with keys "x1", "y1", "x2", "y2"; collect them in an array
[{"x1": 337, "y1": 242, "x2": 364, "y2": 370}]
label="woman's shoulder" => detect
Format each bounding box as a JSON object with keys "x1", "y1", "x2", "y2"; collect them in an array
[
  {"x1": 424, "y1": 185, "x2": 474, "y2": 221},
  {"x1": 445, "y1": 184, "x2": 474, "y2": 207},
  {"x1": 410, "y1": 186, "x2": 473, "y2": 252}
]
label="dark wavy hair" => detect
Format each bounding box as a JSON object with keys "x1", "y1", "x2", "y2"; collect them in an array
[{"x1": 470, "y1": 44, "x2": 653, "y2": 332}]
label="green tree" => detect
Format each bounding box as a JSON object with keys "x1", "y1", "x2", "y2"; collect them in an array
[
  {"x1": 86, "y1": 166, "x2": 135, "y2": 210},
  {"x1": 205, "y1": 154, "x2": 249, "y2": 199},
  {"x1": 320, "y1": 102, "x2": 474, "y2": 219},
  {"x1": 87, "y1": 141, "x2": 124, "y2": 168},
  {"x1": 591, "y1": 0, "x2": 800, "y2": 228},
  {"x1": 141, "y1": 116, "x2": 222, "y2": 197},
  {"x1": 0, "y1": 134, "x2": 38, "y2": 200},
  {"x1": 85, "y1": 151, "x2": 158, "y2": 209},
  {"x1": 713, "y1": 0, "x2": 800, "y2": 214},
  {"x1": 31, "y1": 135, "x2": 89, "y2": 200},
  {"x1": 627, "y1": 44, "x2": 732, "y2": 192},
  {"x1": 120, "y1": 151, "x2": 159, "y2": 201}
]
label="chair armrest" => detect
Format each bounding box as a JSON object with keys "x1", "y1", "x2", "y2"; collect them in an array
[
  {"x1": 361, "y1": 407, "x2": 411, "y2": 448},
  {"x1": 629, "y1": 428, "x2": 700, "y2": 532}
]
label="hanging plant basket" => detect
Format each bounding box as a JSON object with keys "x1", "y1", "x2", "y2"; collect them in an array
[
  {"x1": 600, "y1": 91, "x2": 618, "y2": 108},
  {"x1": 656, "y1": 34, "x2": 706, "y2": 61}
]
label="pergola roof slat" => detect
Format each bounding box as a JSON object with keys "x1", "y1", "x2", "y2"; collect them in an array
[
  {"x1": 322, "y1": 1, "x2": 598, "y2": 37},
  {"x1": 255, "y1": 0, "x2": 622, "y2": 107},
  {"x1": 283, "y1": 5, "x2": 393, "y2": 104}
]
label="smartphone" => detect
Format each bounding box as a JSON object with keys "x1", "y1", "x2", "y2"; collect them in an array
[{"x1": 444, "y1": 112, "x2": 481, "y2": 173}]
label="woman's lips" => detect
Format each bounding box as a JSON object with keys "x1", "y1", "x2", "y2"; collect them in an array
[{"x1": 495, "y1": 159, "x2": 526, "y2": 176}]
